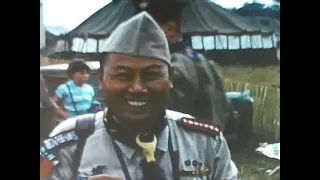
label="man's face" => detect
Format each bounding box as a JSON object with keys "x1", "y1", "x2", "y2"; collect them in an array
[
  {"x1": 160, "y1": 21, "x2": 180, "y2": 44},
  {"x1": 100, "y1": 53, "x2": 172, "y2": 124},
  {"x1": 72, "y1": 71, "x2": 89, "y2": 84}
]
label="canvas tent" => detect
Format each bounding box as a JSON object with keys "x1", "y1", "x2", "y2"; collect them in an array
[
  {"x1": 41, "y1": 26, "x2": 70, "y2": 56},
  {"x1": 50, "y1": 0, "x2": 279, "y2": 54},
  {"x1": 41, "y1": 31, "x2": 59, "y2": 56}
]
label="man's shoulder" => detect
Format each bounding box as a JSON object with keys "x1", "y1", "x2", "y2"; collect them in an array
[
  {"x1": 171, "y1": 52, "x2": 186, "y2": 59},
  {"x1": 49, "y1": 111, "x2": 104, "y2": 137},
  {"x1": 171, "y1": 53, "x2": 193, "y2": 63},
  {"x1": 41, "y1": 112, "x2": 104, "y2": 160},
  {"x1": 166, "y1": 110, "x2": 221, "y2": 137},
  {"x1": 83, "y1": 83, "x2": 94, "y2": 91},
  {"x1": 56, "y1": 83, "x2": 67, "y2": 91},
  {"x1": 166, "y1": 109, "x2": 194, "y2": 121}
]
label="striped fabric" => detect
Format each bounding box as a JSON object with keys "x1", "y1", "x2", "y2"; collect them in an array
[{"x1": 55, "y1": 80, "x2": 94, "y2": 117}]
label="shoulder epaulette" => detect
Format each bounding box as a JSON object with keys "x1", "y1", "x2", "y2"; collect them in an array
[
  {"x1": 41, "y1": 130, "x2": 79, "y2": 153},
  {"x1": 178, "y1": 117, "x2": 221, "y2": 136},
  {"x1": 40, "y1": 130, "x2": 78, "y2": 176},
  {"x1": 43, "y1": 113, "x2": 99, "y2": 153},
  {"x1": 40, "y1": 113, "x2": 99, "y2": 178}
]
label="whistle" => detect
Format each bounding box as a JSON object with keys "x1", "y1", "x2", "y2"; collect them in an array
[{"x1": 136, "y1": 135, "x2": 157, "y2": 162}]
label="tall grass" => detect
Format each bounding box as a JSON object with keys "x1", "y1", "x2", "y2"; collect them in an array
[
  {"x1": 224, "y1": 79, "x2": 280, "y2": 141},
  {"x1": 223, "y1": 66, "x2": 280, "y2": 86}
]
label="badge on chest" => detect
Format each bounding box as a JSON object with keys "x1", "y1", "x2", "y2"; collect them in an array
[{"x1": 178, "y1": 159, "x2": 212, "y2": 179}]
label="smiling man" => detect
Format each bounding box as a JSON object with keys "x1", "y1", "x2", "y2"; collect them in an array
[
  {"x1": 43, "y1": 12, "x2": 239, "y2": 180},
  {"x1": 102, "y1": 53, "x2": 171, "y2": 126}
]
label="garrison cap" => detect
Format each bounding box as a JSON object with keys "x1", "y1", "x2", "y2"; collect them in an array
[{"x1": 101, "y1": 11, "x2": 171, "y2": 65}]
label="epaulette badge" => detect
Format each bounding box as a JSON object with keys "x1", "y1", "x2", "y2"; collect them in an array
[
  {"x1": 40, "y1": 130, "x2": 79, "y2": 178},
  {"x1": 178, "y1": 117, "x2": 220, "y2": 136},
  {"x1": 41, "y1": 130, "x2": 79, "y2": 152}
]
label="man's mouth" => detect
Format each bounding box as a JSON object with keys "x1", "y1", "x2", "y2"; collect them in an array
[{"x1": 127, "y1": 101, "x2": 147, "y2": 107}]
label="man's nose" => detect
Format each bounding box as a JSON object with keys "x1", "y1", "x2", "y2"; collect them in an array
[{"x1": 129, "y1": 77, "x2": 147, "y2": 93}]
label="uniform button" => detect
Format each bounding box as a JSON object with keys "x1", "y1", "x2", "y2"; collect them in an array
[
  {"x1": 184, "y1": 160, "x2": 191, "y2": 166},
  {"x1": 192, "y1": 160, "x2": 198, "y2": 167}
]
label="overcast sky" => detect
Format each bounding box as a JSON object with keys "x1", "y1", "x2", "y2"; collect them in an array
[{"x1": 43, "y1": 0, "x2": 277, "y2": 31}]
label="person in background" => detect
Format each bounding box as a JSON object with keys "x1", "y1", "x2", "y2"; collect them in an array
[
  {"x1": 54, "y1": 59, "x2": 95, "y2": 119},
  {"x1": 184, "y1": 45, "x2": 200, "y2": 61},
  {"x1": 134, "y1": 0, "x2": 185, "y2": 45}
]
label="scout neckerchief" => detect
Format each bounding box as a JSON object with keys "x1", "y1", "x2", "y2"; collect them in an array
[
  {"x1": 104, "y1": 109, "x2": 167, "y2": 148},
  {"x1": 104, "y1": 110, "x2": 179, "y2": 180}
]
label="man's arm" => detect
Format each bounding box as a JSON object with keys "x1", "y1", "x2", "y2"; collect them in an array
[
  {"x1": 54, "y1": 84, "x2": 70, "y2": 119},
  {"x1": 46, "y1": 113, "x2": 100, "y2": 180},
  {"x1": 47, "y1": 143, "x2": 78, "y2": 180},
  {"x1": 43, "y1": 117, "x2": 79, "y2": 180},
  {"x1": 90, "y1": 85, "x2": 95, "y2": 98},
  {"x1": 212, "y1": 133, "x2": 240, "y2": 180}
]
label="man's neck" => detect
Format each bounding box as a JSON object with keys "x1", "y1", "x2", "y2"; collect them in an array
[
  {"x1": 72, "y1": 80, "x2": 83, "y2": 87},
  {"x1": 112, "y1": 116, "x2": 157, "y2": 135},
  {"x1": 105, "y1": 110, "x2": 167, "y2": 147}
]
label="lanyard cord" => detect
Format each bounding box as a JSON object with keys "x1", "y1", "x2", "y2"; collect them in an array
[
  {"x1": 112, "y1": 139, "x2": 132, "y2": 180},
  {"x1": 111, "y1": 130, "x2": 179, "y2": 180}
]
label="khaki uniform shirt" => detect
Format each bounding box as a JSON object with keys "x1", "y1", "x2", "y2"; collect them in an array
[{"x1": 45, "y1": 110, "x2": 240, "y2": 180}]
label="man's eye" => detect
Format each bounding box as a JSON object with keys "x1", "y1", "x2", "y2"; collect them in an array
[
  {"x1": 115, "y1": 73, "x2": 131, "y2": 80},
  {"x1": 144, "y1": 72, "x2": 163, "y2": 80}
]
